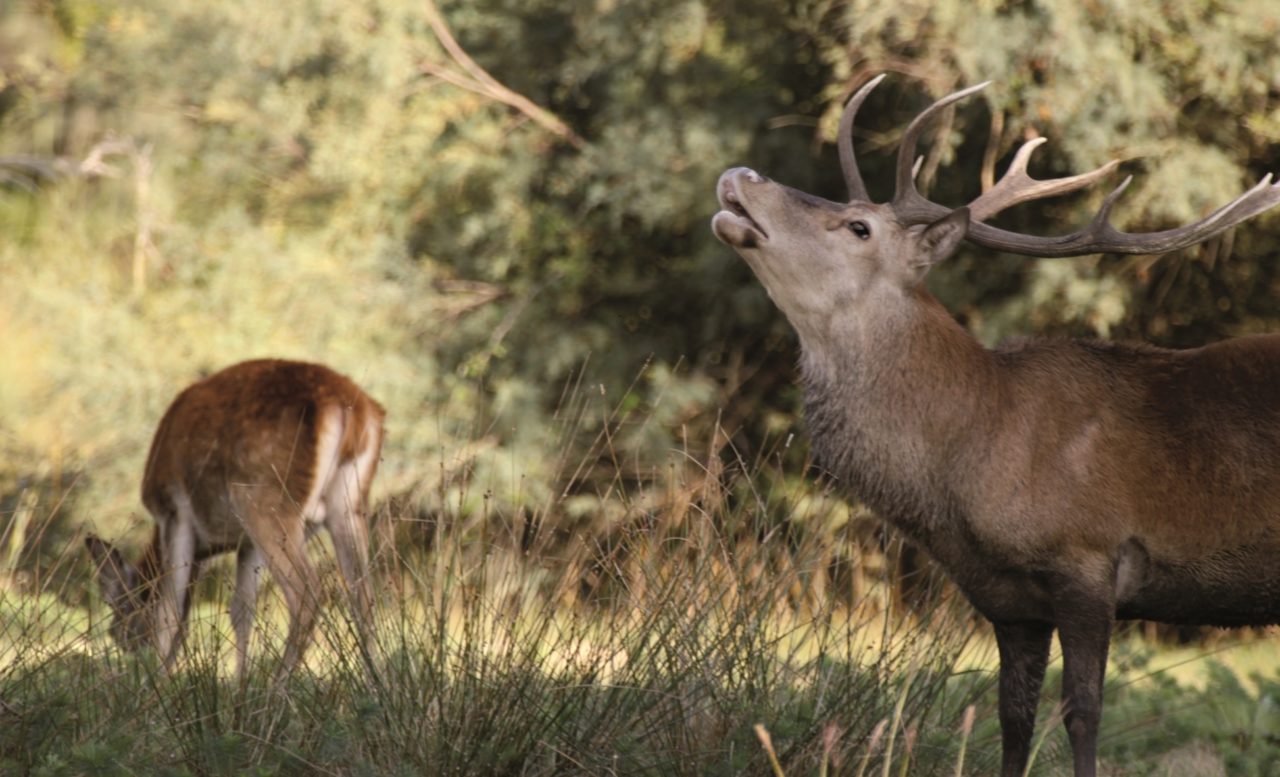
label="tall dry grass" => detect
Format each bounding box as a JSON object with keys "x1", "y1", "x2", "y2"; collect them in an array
[{"x1": 1, "y1": 400, "x2": 1001, "y2": 775}]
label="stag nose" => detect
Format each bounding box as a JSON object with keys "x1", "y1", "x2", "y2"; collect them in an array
[
  {"x1": 718, "y1": 168, "x2": 769, "y2": 207},
  {"x1": 727, "y1": 167, "x2": 767, "y2": 184}
]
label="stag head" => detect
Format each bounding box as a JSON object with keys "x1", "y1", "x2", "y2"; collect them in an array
[
  {"x1": 713, "y1": 164, "x2": 969, "y2": 339},
  {"x1": 713, "y1": 75, "x2": 1280, "y2": 340}
]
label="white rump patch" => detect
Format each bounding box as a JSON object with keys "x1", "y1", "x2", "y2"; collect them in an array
[
  {"x1": 302, "y1": 406, "x2": 345, "y2": 525},
  {"x1": 325, "y1": 413, "x2": 381, "y2": 519}
]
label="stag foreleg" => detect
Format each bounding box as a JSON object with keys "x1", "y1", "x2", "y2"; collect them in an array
[
  {"x1": 993, "y1": 620, "x2": 1054, "y2": 777},
  {"x1": 1054, "y1": 583, "x2": 1114, "y2": 777}
]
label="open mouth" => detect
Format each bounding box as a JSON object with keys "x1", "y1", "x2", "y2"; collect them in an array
[{"x1": 712, "y1": 169, "x2": 768, "y2": 247}]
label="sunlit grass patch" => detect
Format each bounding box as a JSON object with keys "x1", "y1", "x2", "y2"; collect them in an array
[
  {"x1": 5, "y1": 354, "x2": 1278, "y2": 775},
  {"x1": 2, "y1": 482, "x2": 997, "y2": 776}
]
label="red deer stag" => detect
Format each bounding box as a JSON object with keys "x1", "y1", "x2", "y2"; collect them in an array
[
  {"x1": 86, "y1": 359, "x2": 385, "y2": 679},
  {"x1": 712, "y1": 75, "x2": 1280, "y2": 777}
]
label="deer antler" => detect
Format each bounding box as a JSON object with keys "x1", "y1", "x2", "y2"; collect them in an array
[
  {"x1": 967, "y1": 138, "x2": 1122, "y2": 222},
  {"x1": 841, "y1": 76, "x2": 1280, "y2": 257},
  {"x1": 890, "y1": 81, "x2": 991, "y2": 211},
  {"x1": 837, "y1": 74, "x2": 887, "y2": 201}
]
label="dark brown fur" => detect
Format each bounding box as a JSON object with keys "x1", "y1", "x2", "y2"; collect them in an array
[{"x1": 713, "y1": 161, "x2": 1280, "y2": 777}]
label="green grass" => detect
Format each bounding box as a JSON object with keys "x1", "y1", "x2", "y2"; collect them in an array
[
  {"x1": 9, "y1": 473, "x2": 1280, "y2": 777},
  {"x1": 6, "y1": 386, "x2": 1280, "y2": 776},
  {"x1": 2, "y1": 496, "x2": 994, "y2": 776},
  {"x1": 0, "y1": 388, "x2": 1004, "y2": 774}
]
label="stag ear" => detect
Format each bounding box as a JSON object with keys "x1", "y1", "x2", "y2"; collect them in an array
[
  {"x1": 910, "y1": 207, "x2": 970, "y2": 271},
  {"x1": 85, "y1": 534, "x2": 139, "y2": 614}
]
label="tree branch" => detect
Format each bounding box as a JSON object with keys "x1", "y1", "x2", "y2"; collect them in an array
[{"x1": 422, "y1": 0, "x2": 586, "y2": 150}]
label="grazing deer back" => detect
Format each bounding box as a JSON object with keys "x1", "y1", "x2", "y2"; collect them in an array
[
  {"x1": 88, "y1": 358, "x2": 385, "y2": 679},
  {"x1": 141, "y1": 359, "x2": 385, "y2": 543}
]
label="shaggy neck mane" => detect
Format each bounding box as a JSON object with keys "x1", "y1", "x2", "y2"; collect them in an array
[{"x1": 797, "y1": 288, "x2": 997, "y2": 541}]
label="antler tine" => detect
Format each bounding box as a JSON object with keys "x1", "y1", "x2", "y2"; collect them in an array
[
  {"x1": 892, "y1": 81, "x2": 990, "y2": 209},
  {"x1": 838, "y1": 74, "x2": 887, "y2": 202},
  {"x1": 882, "y1": 78, "x2": 1280, "y2": 257},
  {"x1": 967, "y1": 138, "x2": 1123, "y2": 222},
  {"x1": 959, "y1": 172, "x2": 1280, "y2": 257},
  {"x1": 893, "y1": 162, "x2": 1280, "y2": 257}
]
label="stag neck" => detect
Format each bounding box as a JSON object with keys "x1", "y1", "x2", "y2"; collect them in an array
[
  {"x1": 798, "y1": 287, "x2": 1001, "y2": 514},
  {"x1": 798, "y1": 291, "x2": 1002, "y2": 547},
  {"x1": 801, "y1": 286, "x2": 996, "y2": 398}
]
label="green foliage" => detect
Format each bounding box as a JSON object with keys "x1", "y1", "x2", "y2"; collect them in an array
[
  {"x1": 3, "y1": 0, "x2": 1277, "y2": 544},
  {"x1": 1091, "y1": 656, "x2": 1280, "y2": 776}
]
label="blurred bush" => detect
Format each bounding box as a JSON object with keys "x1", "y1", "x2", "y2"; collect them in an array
[{"x1": 1, "y1": 0, "x2": 1277, "y2": 588}]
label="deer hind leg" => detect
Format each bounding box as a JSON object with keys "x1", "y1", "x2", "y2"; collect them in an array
[
  {"x1": 235, "y1": 486, "x2": 320, "y2": 679},
  {"x1": 322, "y1": 448, "x2": 377, "y2": 650},
  {"x1": 230, "y1": 541, "x2": 264, "y2": 680},
  {"x1": 993, "y1": 620, "x2": 1054, "y2": 777},
  {"x1": 324, "y1": 485, "x2": 373, "y2": 641},
  {"x1": 155, "y1": 489, "x2": 200, "y2": 671},
  {"x1": 311, "y1": 407, "x2": 378, "y2": 652}
]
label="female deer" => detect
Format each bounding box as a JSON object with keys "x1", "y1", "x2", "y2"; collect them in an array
[{"x1": 86, "y1": 359, "x2": 385, "y2": 679}]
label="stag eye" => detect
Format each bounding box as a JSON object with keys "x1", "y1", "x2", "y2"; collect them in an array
[{"x1": 847, "y1": 220, "x2": 871, "y2": 240}]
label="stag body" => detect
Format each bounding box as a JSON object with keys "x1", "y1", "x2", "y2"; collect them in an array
[
  {"x1": 86, "y1": 359, "x2": 385, "y2": 679},
  {"x1": 804, "y1": 300, "x2": 1280, "y2": 621},
  {"x1": 712, "y1": 77, "x2": 1280, "y2": 777}
]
